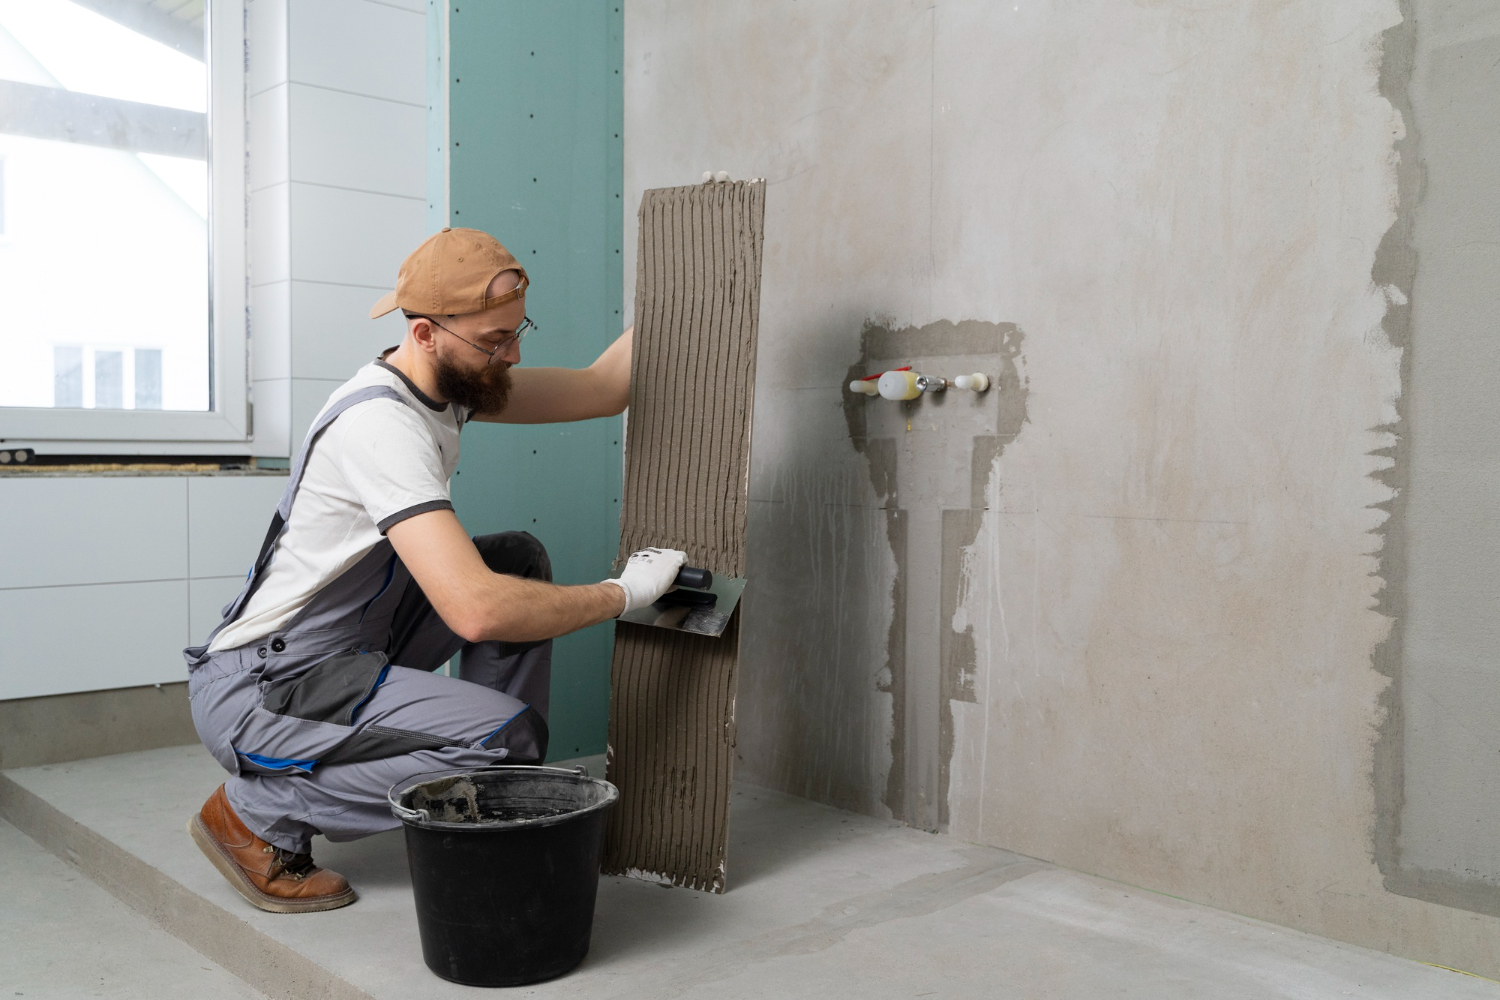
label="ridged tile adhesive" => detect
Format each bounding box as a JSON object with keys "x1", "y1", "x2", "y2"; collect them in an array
[{"x1": 602, "y1": 179, "x2": 765, "y2": 892}]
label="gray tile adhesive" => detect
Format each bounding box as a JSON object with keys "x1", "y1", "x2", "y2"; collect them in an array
[{"x1": 603, "y1": 179, "x2": 765, "y2": 892}]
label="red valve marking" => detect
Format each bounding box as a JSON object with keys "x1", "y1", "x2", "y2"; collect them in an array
[{"x1": 859, "y1": 366, "x2": 910, "y2": 381}]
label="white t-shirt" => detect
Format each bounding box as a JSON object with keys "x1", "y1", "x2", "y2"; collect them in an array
[{"x1": 209, "y1": 361, "x2": 469, "y2": 652}]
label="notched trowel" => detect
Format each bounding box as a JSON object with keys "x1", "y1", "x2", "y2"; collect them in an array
[{"x1": 618, "y1": 565, "x2": 745, "y2": 638}]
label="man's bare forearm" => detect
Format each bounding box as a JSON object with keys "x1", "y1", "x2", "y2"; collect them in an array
[{"x1": 463, "y1": 576, "x2": 625, "y2": 643}]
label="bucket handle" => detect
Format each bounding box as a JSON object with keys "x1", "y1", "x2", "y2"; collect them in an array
[{"x1": 387, "y1": 763, "x2": 593, "y2": 823}]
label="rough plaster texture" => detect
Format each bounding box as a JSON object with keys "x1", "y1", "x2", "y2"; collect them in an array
[
  {"x1": 605, "y1": 181, "x2": 765, "y2": 891},
  {"x1": 624, "y1": 0, "x2": 1500, "y2": 977}
]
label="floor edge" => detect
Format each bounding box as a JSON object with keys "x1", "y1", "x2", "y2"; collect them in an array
[{"x1": 0, "y1": 771, "x2": 374, "y2": 1000}]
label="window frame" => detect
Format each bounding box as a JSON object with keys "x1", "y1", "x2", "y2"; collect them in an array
[{"x1": 0, "y1": 0, "x2": 251, "y2": 456}]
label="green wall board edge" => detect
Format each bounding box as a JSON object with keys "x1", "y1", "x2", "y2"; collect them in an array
[{"x1": 442, "y1": 1, "x2": 625, "y2": 758}]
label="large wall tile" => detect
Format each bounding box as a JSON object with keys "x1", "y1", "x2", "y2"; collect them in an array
[
  {"x1": 289, "y1": 0, "x2": 425, "y2": 105},
  {"x1": 291, "y1": 378, "x2": 348, "y2": 449},
  {"x1": 252, "y1": 377, "x2": 291, "y2": 458},
  {"x1": 250, "y1": 182, "x2": 291, "y2": 286},
  {"x1": 247, "y1": 0, "x2": 289, "y2": 96},
  {"x1": 291, "y1": 280, "x2": 406, "y2": 380},
  {"x1": 251, "y1": 280, "x2": 292, "y2": 381},
  {"x1": 189, "y1": 576, "x2": 249, "y2": 647},
  {"x1": 288, "y1": 183, "x2": 425, "y2": 287},
  {"x1": 0, "y1": 478, "x2": 187, "y2": 590},
  {"x1": 187, "y1": 475, "x2": 289, "y2": 578},
  {"x1": 249, "y1": 83, "x2": 290, "y2": 192},
  {"x1": 0, "y1": 581, "x2": 190, "y2": 700},
  {"x1": 289, "y1": 85, "x2": 425, "y2": 197}
]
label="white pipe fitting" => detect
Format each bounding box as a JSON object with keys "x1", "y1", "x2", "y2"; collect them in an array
[{"x1": 877, "y1": 370, "x2": 922, "y2": 401}]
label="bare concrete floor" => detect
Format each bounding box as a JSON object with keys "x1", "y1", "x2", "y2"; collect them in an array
[
  {"x1": 2, "y1": 746, "x2": 1496, "y2": 1000},
  {"x1": 0, "y1": 818, "x2": 267, "y2": 999}
]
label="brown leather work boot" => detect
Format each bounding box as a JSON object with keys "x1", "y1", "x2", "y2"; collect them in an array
[{"x1": 188, "y1": 784, "x2": 356, "y2": 913}]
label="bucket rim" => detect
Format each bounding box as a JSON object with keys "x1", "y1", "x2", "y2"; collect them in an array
[{"x1": 387, "y1": 764, "x2": 619, "y2": 832}]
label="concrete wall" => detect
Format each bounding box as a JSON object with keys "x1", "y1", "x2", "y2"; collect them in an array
[{"x1": 625, "y1": 0, "x2": 1500, "y2": 976}]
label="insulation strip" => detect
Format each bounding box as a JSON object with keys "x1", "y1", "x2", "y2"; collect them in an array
[{"x1": 603, "y1": 179, "x2": 765, "y2": 892}]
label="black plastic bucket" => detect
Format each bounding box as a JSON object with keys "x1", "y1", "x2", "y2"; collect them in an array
[{"x1": 388, "y1": 765, "x2": 619, "y2": 987}]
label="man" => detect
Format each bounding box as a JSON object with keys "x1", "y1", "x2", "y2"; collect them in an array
[{"x1": 183, "y1": 228, "x2": 684, "y2": 913}]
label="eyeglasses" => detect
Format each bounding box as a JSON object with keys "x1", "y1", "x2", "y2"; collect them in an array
[{"x1": 421, "y1": 315, "x2": 538, "y2": 365}]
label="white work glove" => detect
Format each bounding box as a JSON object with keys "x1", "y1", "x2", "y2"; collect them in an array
[{"x1": 604, "y1": 547, "x2": 688, "y2": 614}]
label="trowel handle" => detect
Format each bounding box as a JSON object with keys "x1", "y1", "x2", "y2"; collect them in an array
[{"x1": 674, "y1": 566, "x2": 713, "y2": 590}]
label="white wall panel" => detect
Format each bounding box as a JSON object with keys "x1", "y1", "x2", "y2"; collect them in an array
[
  {"x1": 248, "y1": 84, "x2": 290, "y2": 192},
  {"x1": 187, "y1": 475, "x2": 288, "y2": 578},
  {"x1": 249, "y1": 182, "x2": 291, "y2": 286},
  {"x1": 0, "y1": 581, "x2": 190, "y2": 700},
  {"x1": 251, "y1": 280, "x2": 292, "y2": 381},
  {"x1": 291, "y1": 280, "x2": 405, "y2": 380},
  {"x1": 289, "y1": 85, "x2": 426, "y2": 197},
  {"x1": 251, "y1": 377, "x2": 291, "y2": 458},
  {"x1": 290, "y1": 378, "x2": 346, "y2": 450},
  {"x1": 247, "y1": 0, "x2": 289, "y2": 96},
  {"x1": 0, "y1": 478, "x2": 187, "y2": 590},
  {"x1": 289, "y1": 0, "x2": 425, "y2": 105},
  {"x1": 288, "y1": 184, "x2": 426, "y2": 287},
  {"x1": 189, "y1": 576, "x2": 248, "y2": 648}
]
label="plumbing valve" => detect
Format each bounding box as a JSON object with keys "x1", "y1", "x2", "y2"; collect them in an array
[{"x1": 848, "y1": 369, "x2": 991, "y2": 399}]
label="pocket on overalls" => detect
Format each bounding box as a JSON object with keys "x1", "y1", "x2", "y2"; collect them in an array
[
  {"x1": 233, "y1": 649, "x2": 394, "y2": 775},
  {"x1": 262, "y1": 649, "x2": 391, "y2": 726},
  {"x1": 244, "y1": 649, "x2": 464, "y2": 769}
]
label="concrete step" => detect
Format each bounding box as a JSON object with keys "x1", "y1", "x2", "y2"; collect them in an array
[{"x1": 2, "y1": 745, "x2": 1495, "y2": 1000}]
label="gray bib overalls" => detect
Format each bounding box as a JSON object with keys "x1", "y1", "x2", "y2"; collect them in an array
[{"x1": 184, "y1": 385, "x2": 551, "y2": 854}]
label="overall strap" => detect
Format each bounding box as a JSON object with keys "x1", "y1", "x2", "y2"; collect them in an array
[{"x1": 198, "y1": 385, "x2": 410, "y2": 650}]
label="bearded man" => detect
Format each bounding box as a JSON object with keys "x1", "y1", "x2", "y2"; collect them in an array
[{"x1": 181, "y1": 228, "x2": 684, "y2": 912}]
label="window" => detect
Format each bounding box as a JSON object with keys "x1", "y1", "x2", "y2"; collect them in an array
[{"x1": 0, "y1": 0, "x2": 247, "y2": 453}]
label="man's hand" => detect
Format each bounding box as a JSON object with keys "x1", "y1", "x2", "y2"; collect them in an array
[
  {"x1": 474, "y1": 327, "x2": 633, "y2": 424},
  {"x1": 387, "y1": 509, "x2": 626, "y2": 642},
  {"x1": 604, "y1": 547, "x2": 688, "y2": 613}
]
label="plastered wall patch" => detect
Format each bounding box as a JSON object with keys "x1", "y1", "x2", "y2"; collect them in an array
[
  {"x1": 603, "y1": 179, "x2": 765, "y2": 892},
  {"x1": 842, "y1": 320, "x2": 1029, "y2": 833}
]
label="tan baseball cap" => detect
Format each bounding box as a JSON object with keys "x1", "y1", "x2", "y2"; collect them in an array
[{"x1": 369, "y1": 227, "x2": 529, "y2": 319}]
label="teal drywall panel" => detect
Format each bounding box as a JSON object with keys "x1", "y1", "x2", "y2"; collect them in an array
[{"x1": 446, "y1": 1, "x2": 624, "y2": 759}]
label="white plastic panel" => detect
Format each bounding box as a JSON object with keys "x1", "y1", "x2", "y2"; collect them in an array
[
  {"x1": 251, "y1": 280, "x2": 292, "y2": 382},
  {"x1": 249, "y1": 182, "x2": 291, "y2": 286},
  {"x1": 0, "y1": 478, "x2": 187, "y2": 590},
  {"x1": 247, "y1": 0, "x2": 289, "y2": 96},
  {"x1": 0, "y1": 580, "x2": 190, "y2": 700},
  {"x1": 289, "y1": 0, "x2": 425, "y2": 105},
  {"x1": 248, "y1": 83, "x2": 290, "y2": 191},
  {"x1": 189, "y1": 575, "x2": 248, "y2": 648},
  {"x1": 290, "y1": 281, "x2": 405, "y2": 380},
  {"x1": 186, "y1": 475, "x2": 288, "y2": 578},
  {"x1": 290, "y1": 378, "x2": 345, "y2": 452},
  {"x1": 288, "y1": 184, "x2": 425, "y2": 287},
  {"x1": 289, "y1": 85, "x2": 425, "y2": 197}
]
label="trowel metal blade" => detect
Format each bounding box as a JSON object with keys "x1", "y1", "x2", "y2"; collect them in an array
[{"x1": 617, "y1": 575, "x2": 746, "y2": 638}]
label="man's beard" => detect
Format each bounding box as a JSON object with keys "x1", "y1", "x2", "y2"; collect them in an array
[{"x1": 434, "y1": 354, "x2": 512, "y2": 414}]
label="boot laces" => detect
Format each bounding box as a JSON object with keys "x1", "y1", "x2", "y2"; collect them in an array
[{"x1": 262, "y1": 844, "x2": 316, "y2": 881}]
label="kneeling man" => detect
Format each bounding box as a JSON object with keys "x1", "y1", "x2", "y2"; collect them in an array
[{"x1": 183, "y1": 228, "x2": 682, "y2": 912}]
